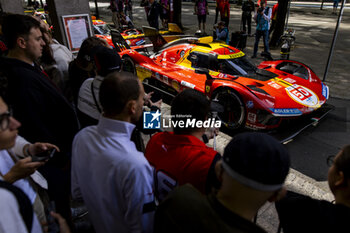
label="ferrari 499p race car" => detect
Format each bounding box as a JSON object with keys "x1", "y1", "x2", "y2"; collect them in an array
[
  {"x1": 93, "y1": 19, "x2": 183, "y2": 48},
  {"x1": 93, "y1": 18, "x2": 145, "y2": 47},
  {"x1": 117, "y1": 29, "x2": 329, "y2": 130}
]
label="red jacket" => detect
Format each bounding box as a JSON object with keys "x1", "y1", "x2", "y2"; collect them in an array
[
  {"x1": 145, "y1": 132, "x2": 218, "y2": 194},
  {"x1": 220, "y1": 0, "x2": 230, "y2": 19}
]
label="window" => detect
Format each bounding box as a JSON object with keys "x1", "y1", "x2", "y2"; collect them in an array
[{"x1": 187, "y1": 52, "x2": 209, "y2": 69}]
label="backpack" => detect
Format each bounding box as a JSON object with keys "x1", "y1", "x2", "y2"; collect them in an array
[{"x1": 0, "y1": 181, "x2": 33, "y2": 232}]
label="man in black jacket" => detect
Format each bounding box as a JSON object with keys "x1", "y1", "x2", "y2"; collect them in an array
[
  {"x1": 241, "y1": 0, "x2": 255, "y2": 35},
  {"x1": 148, "y1": 0, "x2": 160, "y2": 30},
  {"x1": 276, "y1": 145, "x2": 350, "y2": 233},
  {"x1": 0, "y1": 14, "x2": 79, "y2": 222}
]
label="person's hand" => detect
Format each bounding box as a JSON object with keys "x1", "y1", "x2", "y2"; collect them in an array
[
  {"x1": 204, "y1": 127, "x2": 219, "y2": 140},
  {"x1": 149, "y1": 99, "x2": 163, "y2": 109},
  {"x1": 144, "y1": 91, "x2": 154, "y2": 106},
  {"x1": 50, "y1": 212, "x2": 71, "y2": 233},
  {"x1": 27, "y1": 142, "x2": 60, "y2": 156},
  {"x1": 3, "y1": 157, "x2": 45, "y2": 183}
]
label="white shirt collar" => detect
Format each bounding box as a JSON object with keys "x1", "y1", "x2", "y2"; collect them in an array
[{"x1": 97, "y1": 116, "x2": 136, "y2": 138}]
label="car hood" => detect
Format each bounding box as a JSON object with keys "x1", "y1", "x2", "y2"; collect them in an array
[{"x1": 235, "y1": 71, "x2": 328, "y2": 115}]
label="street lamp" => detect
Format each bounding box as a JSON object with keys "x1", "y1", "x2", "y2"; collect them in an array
[{"x1": 323, "y1": 0, "x2": 346, "y2": 82}]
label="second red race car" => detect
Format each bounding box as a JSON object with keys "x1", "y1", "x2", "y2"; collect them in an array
[
  {"x1": 117, "y1": 29, "x2": 329, "y2": 130},
  {"x1": 92, "y1": 18, "x2": 183, "y2": 48}
]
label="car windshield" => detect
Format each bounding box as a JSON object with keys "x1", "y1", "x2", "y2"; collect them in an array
[
  {"x1": 225, "y1": 56, "x2": 257, "y2": 76},
  {"x1": 95, "y1": 24, "x2": 110, "y2": 35}
]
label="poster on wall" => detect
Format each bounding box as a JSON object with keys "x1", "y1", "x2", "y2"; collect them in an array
[{"x1": 62, "y1": 14, "x2": 92, "y2": 52}]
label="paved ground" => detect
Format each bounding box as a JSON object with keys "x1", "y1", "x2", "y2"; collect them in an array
[
  {"x1": 90, "y1": 0, "x2": 350, "y2": 101},
  {"x1": 90, "y1": 1, "x2": 347, "y2": 232}
]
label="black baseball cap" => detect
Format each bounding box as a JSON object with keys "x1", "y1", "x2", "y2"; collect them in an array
[
  {"x1": 222, "y1": 132, "x2": 290, "y2": 191},
  {"x1": 92, "y1": 46, "x2": 121, "y2": 76}
]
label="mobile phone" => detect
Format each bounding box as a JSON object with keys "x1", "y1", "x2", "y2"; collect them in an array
[
  {"x1": 46, "y1": 201, "x2": 60, "y2": 233},
  {"x1": 32, "y1": 148, "x2": 56, "y2": 162}
]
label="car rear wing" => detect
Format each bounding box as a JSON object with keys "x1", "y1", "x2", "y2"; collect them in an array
[
  {"x1": 166, "y1": 23, "x2": 182, "y2": 34},
  {"x1": 142, "y1": 26, "x2": 168, "y2": 52},
  {"x1": 110, "y1": 29, "x2": 131, "y2": 52}
]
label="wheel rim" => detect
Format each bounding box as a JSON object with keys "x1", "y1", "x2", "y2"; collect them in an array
[{"x1": 212, "y1": 89, "x2": 245, "y2": 129}]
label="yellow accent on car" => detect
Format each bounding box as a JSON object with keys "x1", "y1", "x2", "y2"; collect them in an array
[
  {"x1": 136, "y1": 65, "x2": 152, "y2": 82},
  {"x1": 167, "y1": 23, "x2": 183, "y2": 33},
  {"x1": 217, "y1": 51, "x2": 245, "y2": 59},
  {"x1": 273, "y1": 78, "x2": 293, "y2": 88},
  {"x1": 197, "y1": 36, "x2": 214, "y2": 44}
]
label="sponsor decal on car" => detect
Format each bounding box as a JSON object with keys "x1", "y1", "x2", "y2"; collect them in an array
[
  {"x1": 247, "y1": 113, "x2": 256, "y2": 123},
  {"x1": 283, "y1": 78, "x2": 296, "y2": 84},
  {"x1": 135, "y1": 39, "x2": 145, "y2": 45},
  {"x1": 267, "y1": 81, "x2": 282, "y2": 89},
  {"x1": 155, "y1": 72, "x2": 161, "y2": 80},
  {"x1": 285, "y1": 84, "x2": 320, "y2": 108},
  {"x1": 218, "y1": 73, "x2": 227, "y2": 78},
  {"x1": 163, "y1": 75, "x2": 169, "y2": 84},
  {"x1": 246, "y1": 101, "x2": 254, "y2": 109},
  {"x1": 322, "y1": 83, "x2": 329, "y2": 99},
  {"x1": 181, "y1": 80, "x2": 195, "y2": 89},
  {"x1": 269, "y1": 108, "x2": 303, "y2": 116}
]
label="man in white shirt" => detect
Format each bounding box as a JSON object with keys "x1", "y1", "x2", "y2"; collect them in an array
[{"x1": 72, "y1": 71, "x2": 155, "y2": 233}]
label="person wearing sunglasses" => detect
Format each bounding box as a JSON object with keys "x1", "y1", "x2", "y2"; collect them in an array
[{"x1": 276, "y1": 145, "x2": 350, "y2": 233}]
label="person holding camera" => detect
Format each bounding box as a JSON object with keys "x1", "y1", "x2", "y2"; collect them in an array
[
  {"x1": 252, "y1": 1, "x2": 271, "y2": 59},
  {"x1": 214, "y1": 21, "x2": 229, "y2": 44}
]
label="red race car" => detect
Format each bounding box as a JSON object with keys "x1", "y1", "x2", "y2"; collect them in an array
[
  {"x1": 93, "y1": 19, "x2": 183, "y2": 48},
  {"x1": 117, "y1": 29, "x2": 329, "y2": 130},
  {"x1": 93, "y1": 19, "x2": 145, "y2": 47}
]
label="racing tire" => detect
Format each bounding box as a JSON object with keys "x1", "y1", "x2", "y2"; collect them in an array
[
  {"x1": 122, "y1": 56, "x2": 136, "y2": 75},
  {"x1": 211, "y1": 88, "x2": 246, "y2": 130}
]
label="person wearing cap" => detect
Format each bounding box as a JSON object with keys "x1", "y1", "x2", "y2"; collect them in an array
[
  {"x1": 77, "y1": 45, "x2": 122, "y2": 128},
  {"x1": 276, "y1": 145, "x2": 350, "y2": 233},
  {"x1": 145, "y1": 89, "x2": 221, "y2": 200},
  {"x1": 154, "y1": 132, "x2": 290, "y2": 233}
]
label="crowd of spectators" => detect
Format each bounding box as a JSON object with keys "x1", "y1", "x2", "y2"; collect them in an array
[{"x1": 0, "y1": 5, "x2": 349, "y2": 233}]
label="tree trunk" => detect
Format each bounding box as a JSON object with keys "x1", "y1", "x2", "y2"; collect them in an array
[
  {"x1": 172, "y1": 0, "x2": 183, "y2": 29},
  {"x1": 269, "y1": 0, "x2": 289, "y2": 47}
]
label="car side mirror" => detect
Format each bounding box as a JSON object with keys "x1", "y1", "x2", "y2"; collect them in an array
[{"x1": 195, "y1": 68, "x2": 213, "y2": 80}]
